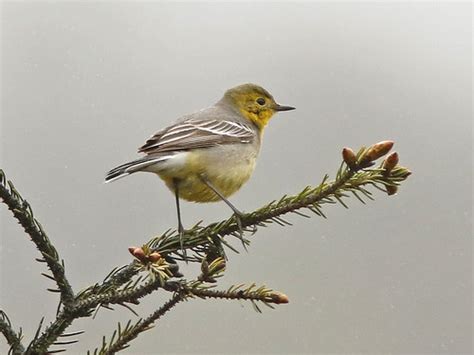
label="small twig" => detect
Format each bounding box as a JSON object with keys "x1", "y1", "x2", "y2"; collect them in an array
[
  {"x1": 98, "y1": 292, "x2": 185, "y2": 355},
  {"x1": 186, "y1": 285, "x2": 289, "y2": 305}
]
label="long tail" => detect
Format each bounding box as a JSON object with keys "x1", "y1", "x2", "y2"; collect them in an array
[{"x1": 105, "y1": 156, "x2": 169, "y2": 183}]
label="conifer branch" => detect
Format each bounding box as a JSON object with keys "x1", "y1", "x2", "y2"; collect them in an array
[
  {"x1": 0, "y1": 311, "x2": 25, "y2": 354},
  {"x1": 149, "y1": 141, "x2": 411, "y2": 261},
  {"x1": 91, "y1": 258, "x2": 286, "y2": 354},
  {"x1": 88, "y1": 293, "x2": 184, "y2": 355},
  {"x1": 90, "y1": 142, "x2": 410, "y2": 296},
  {"x1": 25, "y1": 313, "x2": 77, "y2": 354},
  {"x1": 74, "y1": 278, "x2": 177, "y2": 311},
  {"x1": 185, "y1": 283, "x2": 289, "y2": 313},
  {"x1": 0, "y1": 170, "x2": 74, "y2": 307},
  {"x1": 0, "y1": 140, "x2": 411, "y2": 354}
]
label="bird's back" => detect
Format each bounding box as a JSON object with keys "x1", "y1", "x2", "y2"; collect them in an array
[{"x1": 138, "y1": 103, "x2": 258, "y2": 155}]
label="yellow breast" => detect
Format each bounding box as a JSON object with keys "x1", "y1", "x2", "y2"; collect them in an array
[{"x1": 157, "y1": 144, "x2": 258, "y2": 203}]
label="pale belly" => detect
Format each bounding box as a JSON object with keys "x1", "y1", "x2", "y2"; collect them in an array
[{"x1": 147, "y1": 144, "x2": 259, "y2": 202}]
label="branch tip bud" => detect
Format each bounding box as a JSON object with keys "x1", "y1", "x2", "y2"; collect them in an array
[
  {"x1": 272, "y1": 292, "x2": 289, "y2": 304},
  {"x1": 148, "y1": 252, "x2": 161, "y2": 263},
  {"x1": 130, "y1": 247, "x2": 147, "y2": 262},
  {"x1": 382, "y1": 151, "x2": 399, "y2": 175},
  {"x1": 360, "y1": 140, "x2": 394, "y2": 166},
  {"x1": 342, "y1": 147, "x2": 357, "y2": 169},
  {"x1": 386, "y1": 185, "x2": 398, "y2": 196},
  {"x1": 128, "y1": 246, "x2": 139, "y2": 255}
]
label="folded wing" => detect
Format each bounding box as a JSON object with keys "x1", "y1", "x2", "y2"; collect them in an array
[{"x1": 139, "y1": 118, "x2": 255, "y2": 155}]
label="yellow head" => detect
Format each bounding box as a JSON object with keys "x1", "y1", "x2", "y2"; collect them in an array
[{"x1": 220, "y1": 83, "x2": 295, "y2": 130}]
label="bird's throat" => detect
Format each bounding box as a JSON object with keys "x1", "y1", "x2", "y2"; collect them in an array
[{"x1": 241, "y1": 109, "x2": 273, "y2": 130}]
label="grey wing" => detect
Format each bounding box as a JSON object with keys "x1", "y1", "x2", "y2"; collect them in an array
[{"x1": 138, "y1": 114, "x2": 255, "y2": 155}]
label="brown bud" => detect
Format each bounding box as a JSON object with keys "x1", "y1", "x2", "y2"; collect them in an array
[
  {"x1": 128, "y1": 246, "x2": 139, "y2": 256},
  {"x1": 148, "y1": 252, "x2": 161, "y2": 262},
  {"x1": 382, "y1": 152, "x2": 399, "y2": 175},
  {"x1": 386, "y1": 185, "x2": 398, "y2": 196},
  {"x1": 360, "y1": 140, "x2": 394, "y2": 165},
  {"x1": 132, "y1": 247, "x2": 147, "y2": 262},
  {"x1": 272, "y1": 292, "x2": 289, "y2": 304},
  {"x1": 342, "y1": 147, "x2": 357, "y2": 169}
]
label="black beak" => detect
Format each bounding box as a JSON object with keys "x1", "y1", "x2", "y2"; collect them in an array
[{"x1": 274, "y1": 104, "x2": 296, "y2": 112}]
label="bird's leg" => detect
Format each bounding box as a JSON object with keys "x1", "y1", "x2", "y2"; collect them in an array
[
  {"x1": 198, "y1": 175, "x2": 247, "y2": 250},
  {"x1": 173, "y1": 178, "x2": 187, "y2": 261}
]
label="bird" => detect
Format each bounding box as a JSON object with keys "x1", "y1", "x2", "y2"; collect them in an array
[{"x1": 105, "y1": 83, "x2": 295, "y2": 257}]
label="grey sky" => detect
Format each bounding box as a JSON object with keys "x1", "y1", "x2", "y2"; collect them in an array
[{"x1": 1, "y1": 2, "x2": 472, "y2": 354}]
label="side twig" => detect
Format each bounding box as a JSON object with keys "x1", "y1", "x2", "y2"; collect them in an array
[{"x1": 89, "y1": 292, "x2": 185, "y2": 355}]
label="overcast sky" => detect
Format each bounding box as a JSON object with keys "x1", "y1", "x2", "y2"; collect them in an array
[{"x1": 1, "y1": 2, "x2": 472, "y2": 354}]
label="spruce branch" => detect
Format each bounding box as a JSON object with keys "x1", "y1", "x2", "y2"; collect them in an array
[
  {"x1": 88, "y1": 292, "x2": 184, "y2": 355},
  {"x1": 91, "y1": 270, "x2": 287, "y2": 353},
  {"x1": 74, "y1": 277, "x2": 177, "y2": 312},
  {"x1": 185, "y1": 283, "x2": 289, "y2": 313},
  {"x1": 148, "y1": 141, "x2": 411, "y2": 261},
  {"x1": 26, "y1": 268, "x2": 178, "y2": 354},
  {"x1": 0, "y1": 140, "x2": 411, "y2": 354},
  {"x1": 0, "y1": 311, "x2": 25, "y2": 354},
  {"x1": 0, "y1": 170, "x2": 74, "y2": 307},
  {"x1": 26, "y1": 313, "x2": 77, "y2": 354}
]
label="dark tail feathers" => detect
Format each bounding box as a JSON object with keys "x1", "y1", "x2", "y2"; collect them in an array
[{"x1": 105, "y1": 156, "x2": 166, "y2": 183}]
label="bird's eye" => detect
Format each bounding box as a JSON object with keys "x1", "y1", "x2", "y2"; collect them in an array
[{"x1": 256, "y1": 97, "x2": 266, "y2": 106}]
